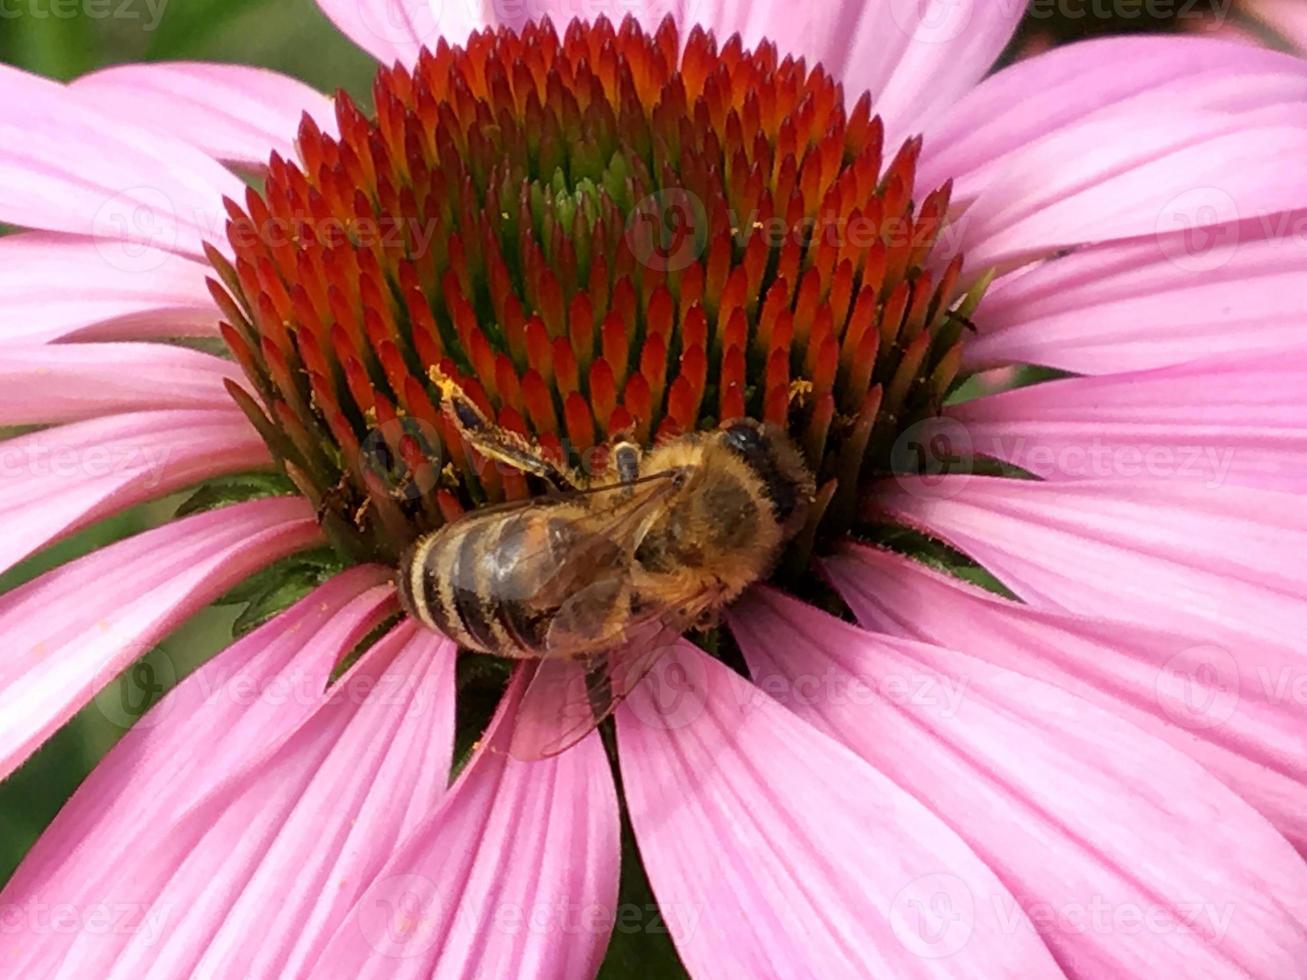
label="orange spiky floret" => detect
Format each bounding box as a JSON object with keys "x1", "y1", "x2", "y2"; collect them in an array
[{"x1": 211, "y1": 14, "x2": 973, "y2": 563}]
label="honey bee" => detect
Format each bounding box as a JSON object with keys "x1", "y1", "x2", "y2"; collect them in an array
[{"x1": 398, "y1": 368, "x2": 815, "y2": 757}]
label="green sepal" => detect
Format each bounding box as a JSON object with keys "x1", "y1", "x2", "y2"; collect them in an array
[
  {"x1": 217, "y1": 548, "x2": 347, "y2": 638},
  {"x1": 175, "y1": 472, "x2": 298, "y2": 518},
  {"x1": 231, "y1": 564, "x2": 340, "y2": 638}
]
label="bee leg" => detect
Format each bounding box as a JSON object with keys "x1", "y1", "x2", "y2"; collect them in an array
[{"x1": 429, "y1": 366, "x2": 584, "y2": 490}]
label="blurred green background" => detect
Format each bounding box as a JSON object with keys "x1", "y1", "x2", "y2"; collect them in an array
[
  {"x1": 0, "y1": 0, "x2": 1295, "y2": 966},
  {"x1": 0, "y1": 0, "x2": 375, "y2": 90}
]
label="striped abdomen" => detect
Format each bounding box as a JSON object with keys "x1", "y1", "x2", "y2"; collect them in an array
[{"x1": 398, "y1": 502, "x2": 624, "y2": 658}]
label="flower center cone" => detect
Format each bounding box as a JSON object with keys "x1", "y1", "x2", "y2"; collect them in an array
[{"x1": 208, "y1": 14, "x2": 978, "y2": 576}]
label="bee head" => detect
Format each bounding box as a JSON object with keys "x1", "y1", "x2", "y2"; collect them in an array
[{"x1": 719, "y1": 420, "x2": 816, "y2": 539}]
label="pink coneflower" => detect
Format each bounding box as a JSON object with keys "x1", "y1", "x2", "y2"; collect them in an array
[{"x1": 2, "y1": 2, "x2": 1306, "y2": 976}]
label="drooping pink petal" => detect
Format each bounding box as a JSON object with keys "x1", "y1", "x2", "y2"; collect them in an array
[
  {"x1": 918, "y1": 36, "x2": 1307, "y2": 202},
  {"x1": 863, "y1": 0, "x2": 1025, "y2": 147},
  {"x1": 693, "y1": 0, "x2": 1017, "y2": 120},
  {"x1": 765, "y1": 0, "x2": 1021, "y2": 127},
  {"x1": 1245, "y1": 0, "x2": 1307, "y2": 52},
  {"x1": 0, "y1": 496, "x2": 321, "y2": 783},
  {"x1": 0, "y1": 567, "x2": 401, "y2": 976},
  {"x1": 0, "y1": 64, "x2": 242, "y2": 257},
  {"x1": 730, "y1": 590, "x2": 1307, "y2": 978},
  {"x1": 312, "y1": 670, "x2": 620, "y2": 980},
  {"x1": 0, "y1": 410, "x2": 271, "y2": 576},
  {"x1": 684, "y1": 0, "x2": 1021, "y2": 143},
  {"x1": 950, "y1": 104, "x2": 1307, "y2": 272},
  {"x1": 71, "y1": 62, "x2": 337, "y2": 169},
  {"x1": 0, "y1": 343, "x2": 238, "y2": 424},
  {"x1": 24, "y1": 618, "x2": 455, "y2": 980},
  {"x1": 0, "y1": 232, "x2": 218, "y2": 346},
  {"x1": 948, "y1": 348, "x2": 1307, "y2": 492},
  {"x1": 964, "y1": 209, "x2": 1307, "y2": 374},
  {"x1": 823, "y1": 544, "x2": 1307, "y2": 851},
  {"x1": 314, "y1": 0, "x2": 478, "y2": 65},
  {"x1": 314, "y1": 0, "x2": 1021, "y2": 145},
  {"x1": 618, "y1": 641, "x2": 1061, "y2": 979},
  {"x1": 874, "y1": 476, "x2": 1307, "y2": 651}
]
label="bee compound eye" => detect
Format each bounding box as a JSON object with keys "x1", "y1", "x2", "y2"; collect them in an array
[{"x1": 722, "y1": 421, "x2": 767, "y2": 457}]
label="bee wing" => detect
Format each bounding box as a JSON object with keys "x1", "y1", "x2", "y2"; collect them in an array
[
  {"x1": 508, "y1": 592, "x2": 718, "y2": 760},
  {"x1": 450, "y1": 470, "x2": 686, "y2": 602},
  {"x1": 532, "y1": 470, "x2": 692, "y2": 606}
]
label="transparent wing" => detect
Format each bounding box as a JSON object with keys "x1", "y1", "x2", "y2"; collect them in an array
[
  {"x1": 451, "y1": 468, "x2": 689, "y2": 524},
  {"x1": 508, "y1": 590, "x2": 718, "y2": 760},
  {"x1": 446, "y1": 469, "x2": 691, "y2": 618}
]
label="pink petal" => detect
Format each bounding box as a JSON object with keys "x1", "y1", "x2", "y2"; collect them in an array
[
  {"x1": 29, "y1": 617, "x2": 455, "y2": 980},
  {"x1": 0, "y1": 410, "x2": 272, "y2": 575},
  {"x1": 730, "y1": 589, "x2": 1307, "y2": 978},
  {"x1": 919, "y1": 37, "x2": 1307, "y2": 202},
  {"x1": 0, "y1": 567, "x2": 399, "y2": 976},
  {"x1": 0, "y1": 232, "x2": 218, "y2": 346},
  {"x1": 689, "y1": 1, "x2": 1019, "y2": 142},
  {"x1": 0, "y1": 64, "x2": 242, "y2": 257},
  {"x1": 617, "y1": 641, "x2": 1062, "y2": 978},
  {"x1": 0, "y1": 343, "x2": 238, "y2": 424},
  {"x1": 699, "y1": 1, "x2": 1019, "y2": 132},
  {"x1": 313, "y1": 0, "x2": 1021, "y2": 147},
  {"x1": 1245, "y1": 0, "x2": 1307, "y2": 52},
  {"x1": 71, "y1": 62, "x2": 337, "y2": 169},
  {"x1": 314, "y1": 0, "x2": 478, "y2": 65},
  {"x1": 312, "y1": 670, "x2": 620, "y2": 979},
  {"x1": 861, "y1": 0, "x2": 1025, "y2": 148},
  {"x1": 0, "y1": 496, "x2": 322, "y2": 783},
  {"x1": 952, "y1": 104, "x2": 1307, "y2": 272},
  {"x1": 948, "y1": 348, "x2": 1307, "y2": 492},
  {"x1": 823, "y1": 545, "x2": 1307, "y2": 851},
  {"x1": 965, "y1": 209, "x2": 1307, "y2": 374},
  {"x1": 874, "y1": 476, "x2": 1307, "y2": 651}
]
